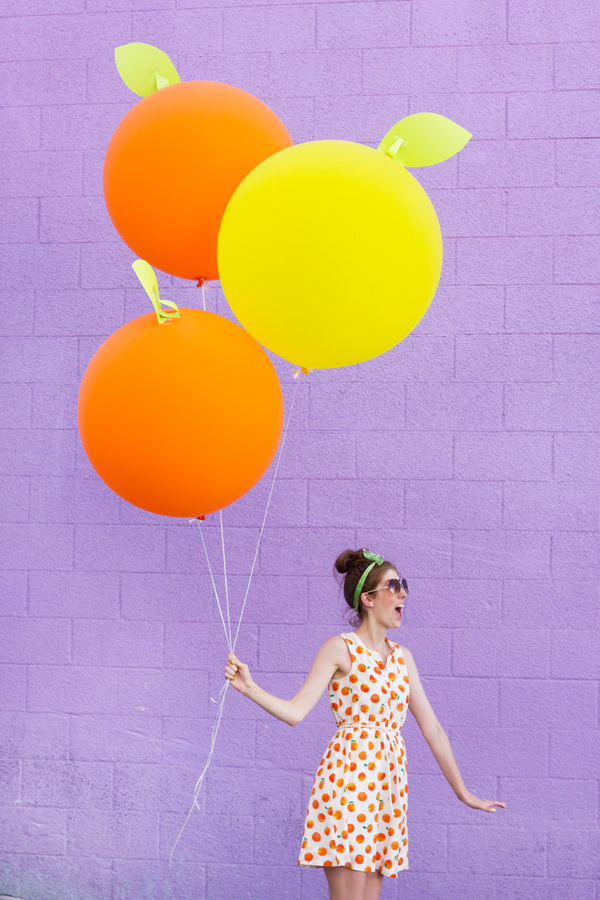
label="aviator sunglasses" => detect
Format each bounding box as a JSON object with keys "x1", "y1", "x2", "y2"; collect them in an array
[{"x1": 364, "y1": 577, "x2": 409, "y2": 597}]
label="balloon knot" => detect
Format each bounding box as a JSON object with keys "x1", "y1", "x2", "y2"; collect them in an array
[
  {"x1": 292, "y1": 366, "x2": 310, "y2": 380},
  {"x1": 196, "y1": 278, "x2": 211, "y2": 289},
  {"x1": 197, "y1": 515, "x2": 207, "y2": 521}
]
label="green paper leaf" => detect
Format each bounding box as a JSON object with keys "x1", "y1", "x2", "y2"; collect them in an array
[
  {"x1": 132, "y1": 259, "x2": 180, "y2": 324},
  {"x1": 378, "y1": 112, "x2": 472, "y2": 167},
  {"x1": 115, "y1": 42, "x2": 181, "y2": 98}
]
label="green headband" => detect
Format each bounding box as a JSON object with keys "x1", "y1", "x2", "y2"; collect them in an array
[{"x1": 353, "y1": 550, "x2": 385, "y2": 610}]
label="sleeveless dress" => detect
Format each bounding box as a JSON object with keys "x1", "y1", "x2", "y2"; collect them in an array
[{"x1": 298, "y1": 632, "x2": 410, "y2": 877}]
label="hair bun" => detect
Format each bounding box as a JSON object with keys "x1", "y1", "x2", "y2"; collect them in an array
[{"x1": 334, "y1": 549, "x2": 365, "y2": 575}]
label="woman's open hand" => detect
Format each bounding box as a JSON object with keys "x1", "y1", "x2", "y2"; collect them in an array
[
  {"x1": 225, "y1": 653, "x2": 253, "y2": 695},
  {"x1": 460, "y1": 790, "x2": 506, "y2": 813}
]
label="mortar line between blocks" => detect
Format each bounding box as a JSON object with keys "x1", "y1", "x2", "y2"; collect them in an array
[{"x1": 451, "y1": 432, "x2": 456, "y2": 479}]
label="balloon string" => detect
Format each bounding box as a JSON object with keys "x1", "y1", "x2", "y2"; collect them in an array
[
  {"x1": 220, "y1": 509, "x2": 233, "y2": 649},
  {"x1": 231, "y1": 375, "x2": 300, "y2": 654},
  {"x1": 169, "y1": 677, "x2": 230, "y2": 865},
  {"x1": 169, "y1": 373, "x2": 303, "y2": 864},
  {"x1": 197, "y1": 520, "x2": 232, "y2": 653},
  {"x1": 196, "y1": 278, "x2": 209, "y2": 311}
]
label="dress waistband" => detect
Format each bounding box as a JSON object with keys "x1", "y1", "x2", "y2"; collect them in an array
[{"x1": 334, "y1": 719, "x2": 401, "y2": 733}]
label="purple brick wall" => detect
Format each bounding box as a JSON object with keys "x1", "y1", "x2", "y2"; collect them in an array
[{"x1": 1, "y1": 2, "x2": 599, "y2": 899}]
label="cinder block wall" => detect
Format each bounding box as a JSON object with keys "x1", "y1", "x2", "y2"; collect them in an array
[{"x1": 1, "y1": 2, "x2": 599, "y2": 899}]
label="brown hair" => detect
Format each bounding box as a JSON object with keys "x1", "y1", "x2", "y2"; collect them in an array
[{"x1": 334, "y1": 548, "x2": 396, "y2": 625}]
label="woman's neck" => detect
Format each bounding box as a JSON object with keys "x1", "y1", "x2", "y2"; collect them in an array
[{"x1": 354, "y1": 620, "x2": 388, "y2": 653}]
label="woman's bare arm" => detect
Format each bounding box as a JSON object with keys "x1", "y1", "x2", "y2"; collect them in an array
[
  {"x1": 404, "y1": 646, "x2": 506, "y2": 813},
  {"x1": 224, "y1": 636, "x2": 350, "y2": 727}
]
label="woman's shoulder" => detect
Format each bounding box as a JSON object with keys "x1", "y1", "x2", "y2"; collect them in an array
[
  {"x1": 316, "y1": 634, "x2": 353, "y2": 679},
  {"x1": 318, "y1": 634, "x2": 352, "y2": 661},
  {"x1": 324, "y1": 633, "x2": 351, "y2": 646}
]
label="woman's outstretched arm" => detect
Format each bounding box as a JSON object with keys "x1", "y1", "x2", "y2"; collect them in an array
[
  {"x1": 224, "y1": 635, "x2": 349, "y2": 727},
  {"x1": 404, "y1": 647, "x2": 506, "y2": 814}
]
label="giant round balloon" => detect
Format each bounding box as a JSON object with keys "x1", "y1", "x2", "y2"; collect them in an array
[
  {"x1": 217, "y1": 140, "x2": 443, "y2": 369},
  {"x1": 78, "y1": 310, "x2": 284, "y2": 518},
  {"x1": 103, "y1": 81, "x2": 292, "y2": 281}
]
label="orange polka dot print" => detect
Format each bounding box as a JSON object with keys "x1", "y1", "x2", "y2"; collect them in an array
[{"x1": 298, "y1": 633, "x2": 410, "y2": 877}]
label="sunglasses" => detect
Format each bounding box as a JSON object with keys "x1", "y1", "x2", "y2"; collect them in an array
[{"x1": 364, "y1": 577, "x2": 409, "y2": 597}]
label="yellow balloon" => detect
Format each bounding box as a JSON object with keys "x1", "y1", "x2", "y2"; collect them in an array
[{"x1": 218, "y1": 140, "x2": 443, "y2": 369}]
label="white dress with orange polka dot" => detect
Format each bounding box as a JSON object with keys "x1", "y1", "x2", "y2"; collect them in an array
[{"x1": 298, "y1": 632, "x2": 410, "y2": 877}]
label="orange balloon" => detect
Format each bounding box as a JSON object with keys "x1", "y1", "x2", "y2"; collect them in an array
[
  {"x1": 103, "y1": 81, "x2": 292, "y2": 281},
  {"x1": 78, "y1": 310, "x2": 284, "y2": 518}
]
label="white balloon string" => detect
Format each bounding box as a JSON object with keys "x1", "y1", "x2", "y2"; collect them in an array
[
  {"x1": 192, "y1": 676, "x2": 229, "y2": 809},
  {"x1": 169, "y1": 679, "x2": 230, "y2": 865},
  {"x1": 202, "y1": 284, "x2": 206, "y2": 311},
  {"x1": 170, "y1": 374, "x2": 303, "y2": 864},
  {"x1": 219, "y1": 509, "x2": 233, "y2": 649},
  {"x1": 197, "y1": 519, "x2": 232, "y2": 653},
  {"x1": 231, "y1": 375, "x2": 300, "y2": 654}
]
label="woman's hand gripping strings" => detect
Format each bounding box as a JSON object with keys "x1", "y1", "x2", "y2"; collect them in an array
[{"x1": 225, "y1": 653, "x2": 254, "y2": 696}]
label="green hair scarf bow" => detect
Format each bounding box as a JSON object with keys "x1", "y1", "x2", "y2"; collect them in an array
[{"x1": 353, "y1": 550, "x2": 385, "y2": 610}]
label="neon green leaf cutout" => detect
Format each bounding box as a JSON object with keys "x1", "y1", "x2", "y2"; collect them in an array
[
  {"x1": 132, "y1": 259, "x2": 180, "y2": 324},
  {"x1": 115, "y1": 43, "x2": 181, "y2": 98},
  {"x1": 378, "y1": 112, "x2": 472, "y2": 167}
]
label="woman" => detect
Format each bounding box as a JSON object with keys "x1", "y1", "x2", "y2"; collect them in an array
[{"x1": 225, "y1": 548, "x2": 505, "y2": 900}]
